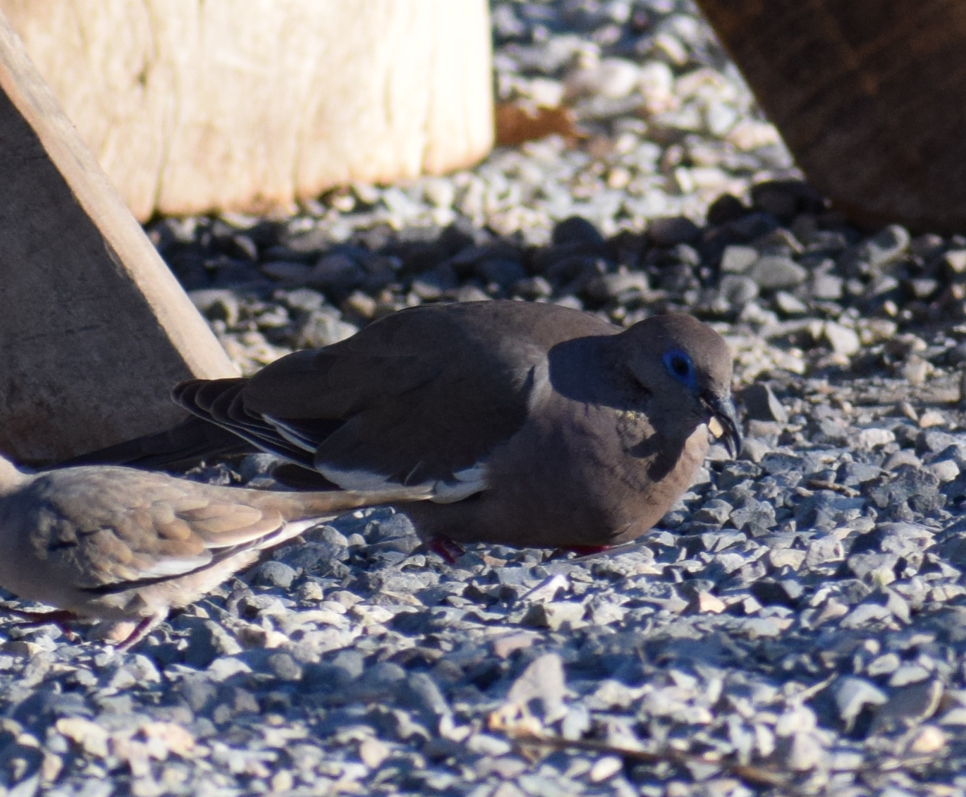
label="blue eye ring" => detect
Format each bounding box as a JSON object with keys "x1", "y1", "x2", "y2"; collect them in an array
[{"x1": 663, "y1": 349, "x2": 697, "y2": 387}]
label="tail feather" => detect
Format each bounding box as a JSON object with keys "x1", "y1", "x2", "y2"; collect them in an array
[
  {"x1": 55, "y1": 417, "x2": 254, "y2": 470},
  {"x1": 271, "y1": 485, "x2": 435, "y2": 519}
]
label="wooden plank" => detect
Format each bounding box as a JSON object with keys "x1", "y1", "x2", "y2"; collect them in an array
[
  {"x1": 0, "y1": 9, "x2": 237, "y2": 464},
  {"x1": 695, "y1": 0, "x2": 966, "y2": 232},
  {"x1": 0, "y1": 0, "x2": 494, "y2": 221}
]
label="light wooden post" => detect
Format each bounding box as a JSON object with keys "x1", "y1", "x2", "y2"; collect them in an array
[{"x1": 0, "y1": 0, "x2": 494, "y2": 220}]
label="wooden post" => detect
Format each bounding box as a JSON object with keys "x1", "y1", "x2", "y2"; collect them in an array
[
  {"x1": 695, "y1": 0, "x2": 966, "y2": 232},
  {"x1": 0, "y1": 10, "x2": 237, "y2": 464},
  {"x1": 0, "y1": 0, "x2": 494, "y2": 221}
]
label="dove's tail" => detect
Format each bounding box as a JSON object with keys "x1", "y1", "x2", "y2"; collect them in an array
[
  {"x1": 265, "y1": 484, "x2": 435, "y2": 521},
  {"x1": 50, "y1": 416, "x2": 254, "y2": 471}
]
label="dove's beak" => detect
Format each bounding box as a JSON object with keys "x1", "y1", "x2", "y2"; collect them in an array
[{"x1": 702, "y1": 391, "x2": 741, "y2": 458}]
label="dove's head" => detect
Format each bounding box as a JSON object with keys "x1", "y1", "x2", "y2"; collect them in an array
[{"x1": 619, "y1": 313, "x2": 741, "y2": 457}]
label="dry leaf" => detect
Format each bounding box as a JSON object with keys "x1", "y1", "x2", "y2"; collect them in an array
[{"x1": 495, "y1": 103, "x2": 581, "y2": 146}]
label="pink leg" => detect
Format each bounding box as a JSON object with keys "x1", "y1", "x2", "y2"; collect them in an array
[
  {"x1": 426, "y1": 538, "x2": 465, "y2": 564},
  {"x1": 5, "y1": 608, "x2": 81, "y2": 642},
  {"x1": 566, "y1": 545, "x2": 612, "y2": 557},
  {"x1": 114, "y1": 615, "x2": 164, "y2": 652}
]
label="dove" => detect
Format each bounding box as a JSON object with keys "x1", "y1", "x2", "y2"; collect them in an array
[
  {"x1": 69, "y1": 300, "x2": 741, "y2": 557},
  {"x1": 0, "y1": 455, "x2": 427, "y2": 648}
]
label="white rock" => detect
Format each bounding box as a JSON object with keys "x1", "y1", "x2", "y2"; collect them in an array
[
  {"x1": 927, "y1": 459, "x2": 961, "y2": 482},
  {"x1": 856, "y1": 427, "x2": 896, "y2": 449},
  {"x1": 823, "y1": 321, "x2": 861, "y2": 356}
]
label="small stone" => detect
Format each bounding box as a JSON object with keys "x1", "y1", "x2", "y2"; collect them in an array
[
  {"x1": 466, "y1": 733, "x2": 513, "y2": 756},
  {"x1": 308, "y1": 253, "x2": 364, "y2": 291},
  {"x1": 255, "y1": 561, "x2": 298, "y2": 589},
  {"x1": 823, "y1": 321, "x2": 861, "y2": 356},
  {"x1": 297, "y1": 581, "x2": 324, "y2": 602},
  {"x1": 918, "y1": 410, "x2": 946, "y2": 429},
  {"x1": 476, "y1": 259, "x2": 528, "y2": 288},
  {"x1": 585, "y1": 270, "x2": 650, "y2": 303},
  {"x1": 741, "y1": 383, "x2": 788, "y2": 423},
  {"x1": 649, "y1": 216, "x2": 700, "y2": 246},
  {"x1": 751, "y1": 579, "x2": 803, "y2": 607},
  {"x1": 718, "y1": 275, "x2": 759, "y2": 308},
  {"x1": 871, "y1": 680, "x2": 943, "y2": 734},
  {"x1": 399, "y1": 672, "x2": 451, "y2": 726},
  {"x1": 564, "y1": 57, "x2": 641, "y2": 100},
  {"x1": 804, "y1": 536, "x2": 845, "y2": 568},
  {"x1": 294, "y1": 309, "x2": 358, "y2": 349},
  {"x1": 867, "y1": 653, "x2": 901, "y2": 677},
  {"x1": 422, "y1": 178, "x2": 456, "y2": 209},
  {"x1": 742, "y1": 438, "x2": 770, "y2": 463},
  {"x1": 522, "y1": 601, "x2": 586, "y2": 631},
  {"x1": 901, "y1": 355, "x2": 929, "y2": 386},
  {"x1": 351, "y1": 661, "x2": 407, "y2": 701},
  {"x1": 266, "y1": 652, "x2": 303, "y2": 682},
  {"x1": 56, "y1": 718, "x2": 109, "y2": 757},
  {"x1": 856, "y1": 428, "x2": 896, "y2": 449},
  {"x1": 846, "y1": 552, "x2": 897, "y2": 585},
  {"x1": 343, "y1": 290, "x2": 377, "y2": 320},
  {"x1": 487, "y1": 772, "x2": 528, "y2": 792},
  {"x1": 513, "y1": 276, "x2": 554, "y2": 300},
  {"x1": 943, "y1": 249, "x2": 966, "y2": 274},
  {"x1": 835, "y1": 677, "x2": 888, "y2": 730},
  {"x1": 185, "y1": 621, "x2": 243, "y2": 667},
  {"x1": 904, "y1": 725, "x2": 947, "y2": 755},
  {"x1": 809, "y1": 273, "x2": 843, "y2": 301},
  {"x1": 492, "y1": 632, "x2": 540, "y2": 659},
  {"x1": 690, "y1": 592, "x2": 726, "y2": 614},
  {"x1": 707, "y1": 194, "x2": 747, "y2": 225},
  {"x1": 918, "y1": 428, "x2": 961, "y2": 455},
  {"x1": 189, "y1": 289, "x2": 240, "y2": 326},
  {"x1": 927, "y1": 459, "x2": 960, "y2": 482},
  {"x1": 501, "y1": 653, "x2": 568, "y2": 724},
  {"x1": 719, "y1": 245, "x2": 758, "y2": 274},
  {"x1": 769, "y1": 549, "x2": 806, "y2": 570},
  {"x1": 638, "y1": 60, "x2": 675, "y2": 111},
  {"x1": 889, "y1": 664, "x2": 932, "y2": 687},
  {"x1": 774, "y1": 291, "x2": 809, "y2": 315},
  {"x1": 589, "y1": 755, "x2": 624, "y2": 782},
  {"x1": 261, "y1": 261, "x2": 312, "y2": 282},
  {"x1": 748, "y1": 255, "x2": 808, "y2": 290},
  {"x1": 561, "y1": 705, "x2": 591, "y2": 741},
  {"x1": 359, "y1": 737, "x2": 391, "y2": 769},
  {"x1": 741, "y1": 616, "x2": 793, "y2": 638},
  {"x1": 863, "y1": 224, "x2": 911, "y2": 268},
  {"x1": 751, "y1": 179, "x2": 823, "y2": 220},
  {"x1": 882, "y1": 450, "x2": 922, "y2": 471},
  {"x1": 782, "y1": 732, "x2": 824, "y2": 772},
  {"x1": 552, "y1": 216, "x2": 606, "y2": 248}
]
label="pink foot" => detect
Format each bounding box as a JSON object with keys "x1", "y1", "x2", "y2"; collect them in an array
[
  {"x1": 114, "y1": 615, "x2": 163, "y2": 652},
  {"x1": 567, "y1": 545, "x2": 612, "y2": 557},
  {"x1": 6, "y1": 608, "x2": 81, "y2": 642},
  {"x1": 426, "y1": 538, "x2": 465, "y2": 564}
]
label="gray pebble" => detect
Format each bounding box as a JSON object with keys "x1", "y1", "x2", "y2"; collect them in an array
[
  {"x1": 254, "y1": 560, "x2": 298, "y2": 588},
  {"x1": 741, "y1": 383, "x2": 788, "y2": 423},
  {"x1": 648, "y1": 216, "x2": 700, "y2": 246},
  {"x1": 749, "y1": 255, "x2": 808, "y2": 291},
  {"x1": 835, "y1": 677, "x2": 889, "y2": 729}
]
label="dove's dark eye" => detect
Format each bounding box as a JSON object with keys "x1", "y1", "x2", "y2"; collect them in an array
[
  {"x1": 670, "y1": 355, "x2": 690, "y2": 376},
  {"x1": 663, "y1": 350, "x2": 696, "y2": 387}
]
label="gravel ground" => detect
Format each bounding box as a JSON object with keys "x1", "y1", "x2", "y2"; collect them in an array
[{"x1": 5, "y1": 2, "x2": 966, "y2": 795}]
